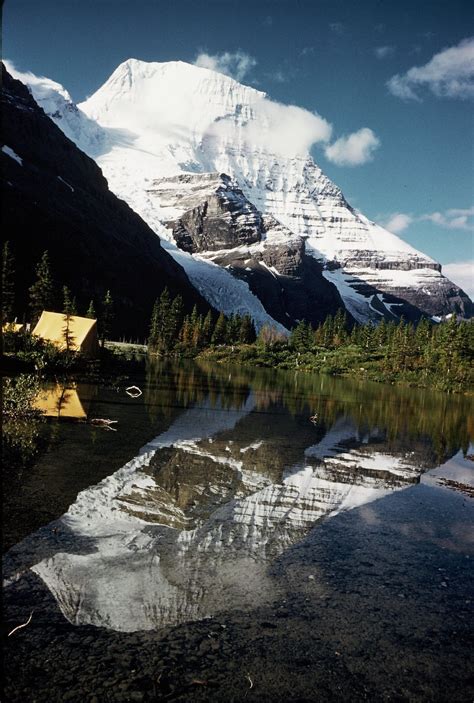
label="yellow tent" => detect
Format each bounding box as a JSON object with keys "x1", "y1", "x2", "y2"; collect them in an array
[{"x1": 32, "y1": 310, "x2": 98, "y2": 356}]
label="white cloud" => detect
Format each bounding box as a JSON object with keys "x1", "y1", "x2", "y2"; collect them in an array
[
  {"x1": 387, "y1": 36, "x2": 474, "y2": 101},
  {"x1": 194, "y1": 50, "x2": 257, "y2": 82},
  {"x1": 381, "y1": 206, "x2": 474, "y2": 233},
  {"x1": 382, "y1": 213, "x2": 414, "y2": 233},
  {"x1": 375, "y1": 46, "x2": 395, "y2": 59},
  {"x1": 420, "y1": 207, "x2": 474, "y2": 231},
  {"x1": 324, "y1": 128, "x2": 380, "y2": 166},
  {"x1": 208, "y1": 98, "x2": 333, "y2": 157},
  {"x1": 4, "y1": 59, "x2": 72, "y2": 102},
  {"x1": 442, "y1": 261, "x2": 474, "y2": 298}
]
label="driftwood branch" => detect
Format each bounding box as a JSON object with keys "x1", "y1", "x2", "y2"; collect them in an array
[
  {"x1": 8, "y1": 611, "x2": 33, "y2": 637},
  {"x1": 90, "y1": 418, "x2": 118, "y2": 431}
]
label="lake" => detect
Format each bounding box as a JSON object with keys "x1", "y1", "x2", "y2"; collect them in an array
[{"x1": 3, "y1": 360, "x2": 474, "y2": 702}]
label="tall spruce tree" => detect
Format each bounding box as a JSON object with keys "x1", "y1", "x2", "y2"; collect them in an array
[
  {"x1": 62, "y1": 285, "x2": 76, "y2": 352},
  {"x1": 86, "y1": 300, "x2": 96, "y2": 319},
  {"x1": 290, "y1": 320, "x2": 313, "y2": 351},
  {"x1": 225, "y1": 314, "x2": 241, "y2": 344},
  {"x1": 2, "y1": 241, "x2": 15, "y2": 324},
  {"x1": 62, "y1": 286, "x2": 74, "y2": 315},
  {"x1": 201, "y1": 311, "x2": 213, "y2": 347},
  {"x1": 170, "y1": 295, "x2": 184, "y2": 338},
  {"x1": 29, "y1": 250, "x2": 54, "y2": 324},
  {"x1": 180, "y1": 316, "x2": 193, "y2": 349},
  {"x1": 211, "y1": 312, "x2": 227, "y2": 345},
  {"x1": 148, "y1": 298, "x2": 160, "y2": 350},
  {"x1": 100, "y1": 290, "x2": 114, "y2": 346},
  {"x1": 239, "y1": 314, "x2": 256, "y2": 344},
  {"x1": 332, "y1": 309, "x2": 346, "y2": 346}
]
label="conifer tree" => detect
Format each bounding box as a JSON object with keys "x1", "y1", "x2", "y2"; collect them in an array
[
  {"x1": 226, "y1": 314, "x2": 241, "y2": 344},
  {"x1": 86, "y1": 300, "x2": 96, "y2": 319},
  {"x1": 239, "y1": 314, "x2": 256, "y2": 344},
  {"x1": 170, "y1": 295, "x2": 184, "y2": 333},
  {"x1": 62, "y1": 285, "x2": 75, "y2": 352},
  {"x1": 29, "y1": 250, "x2": 54, "y2": 324},
  {"x1": 2, "y1": 241, "x2": 15, "y2": 324},
  {"x1": 332, "y1": 309, "x2": 346, "y2": 346},
  {"x1": 100, "y1": 290, "x2": 114, "y2": 346},
  {"x1": 148, "y1": 299, "x2": 160, "y2": 350},
  {"x1": 187, "y1": 305, "x2": 202, "y2": 349},
  {"x1": 321, "y1": 314, "x2": 334, "y2": 347},
  {"x1": 180, "y1": 315, "x2": 193, "y2": 349},
  {"x1": 63, "y1": 286, "x2": 74, "y2": 315},
  {"x1": 211, "y1": 312, "x2": 227, "y2": 345},
  {"x1": 190, "y1": 305, "x2": 199, "y2": 329},
  {"x1": 290, "y1": 320, "x2": 313, "y2": 351},
  {"x1": 201, "y1": 311, "x2": 213, "y2": 347},
  {"x1": 191, "y1": 316, "x2": 202, "y2": 348},
  {"x1": 373, "y1": 318, "x2": 388, "y2": 348}
]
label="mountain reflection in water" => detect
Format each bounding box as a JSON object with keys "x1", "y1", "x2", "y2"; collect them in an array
[{"x1": 5, "y1": 361, "x2": 473, "y2": 633}]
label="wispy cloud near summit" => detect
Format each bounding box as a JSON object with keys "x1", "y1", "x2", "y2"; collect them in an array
[{"x1": 194, "y1": 50, "x2": 257, "y2": 82}]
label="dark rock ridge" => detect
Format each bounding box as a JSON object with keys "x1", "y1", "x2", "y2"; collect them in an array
[
  {"x1": 338, "y1": 252, "x2": 442, "y2": 272},
  {"x1": 172, "y1": 174, "x2": 263, "y2": 252},
  {"x1": 1, "y1": 66, "x2": 211, "y2": 337},
  {"x1": 371, "y1": 276, "x2": 472, "y2": 318}
]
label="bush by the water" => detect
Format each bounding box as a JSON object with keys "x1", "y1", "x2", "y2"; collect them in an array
[{"x1": 2, "y1": 374, "x2": 45, "y2": 468}]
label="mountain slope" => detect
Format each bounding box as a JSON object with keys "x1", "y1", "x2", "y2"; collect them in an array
[
  {"x1": 11, "y1": 59, "x2": 472, "y2": 325},
  {"x1": 1, "y1": 65, "x2": 213, "y2": 336}
]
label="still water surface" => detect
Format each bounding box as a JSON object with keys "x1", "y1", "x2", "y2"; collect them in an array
[{"x1": 3, "y1": 361, "x2": 474, "y2": 701}]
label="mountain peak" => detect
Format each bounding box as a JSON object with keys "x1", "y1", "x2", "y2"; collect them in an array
[
  {"x1": 81, "y1": 58, "x2": 266, "y2": 131},
  {"x1": 108, "y1": 57, "x2": 263, "y2": 90}
]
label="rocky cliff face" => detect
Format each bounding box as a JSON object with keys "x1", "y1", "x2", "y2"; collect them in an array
[
  {"x1": 154, "y1": 172, "x2": 429, "y2": 326},
  {"x1": 1, "y1": 66, "x2": 211, "y2": 335},
  {"x1": 169, "y1": 174, "x2": 263, "y2": 253},
  {"x1": 160, "y1": 173, "x2": 344, "y2": 326}
]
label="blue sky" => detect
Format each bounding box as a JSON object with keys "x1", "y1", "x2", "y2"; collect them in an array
[{"x1": 4, "y1": 0, "x2": 473, "y2": 288}]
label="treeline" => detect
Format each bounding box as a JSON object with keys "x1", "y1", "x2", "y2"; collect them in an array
[
  {"x1": 285, "y1": 312, "x2": 473, "y2": 384},
  {"x1": 207, "y1": 311, "x2": 474, "y2": 393},
  {"x1": 148, "y1": 288, "x2": 256, "y2": 355},
  {"x1": 2, "y1": 243, "x2": 114, "y2": 344}
]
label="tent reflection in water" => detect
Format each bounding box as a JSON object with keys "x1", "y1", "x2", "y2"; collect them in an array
[
  {"x1": 32, "y1": 311, "x2": 98, "y2": 356},
  {"x1": 34, "y1": 384, "x2": 96, "y2": 420}
]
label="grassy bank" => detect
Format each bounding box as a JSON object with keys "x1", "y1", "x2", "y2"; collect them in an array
[{"x1": 198, "y1": 338, "x2": 473, "y2": 394}]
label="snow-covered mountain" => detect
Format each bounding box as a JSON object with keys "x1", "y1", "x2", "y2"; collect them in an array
[{"x1": 14, "y1": 58, "x2": 472, "y2": 326}]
